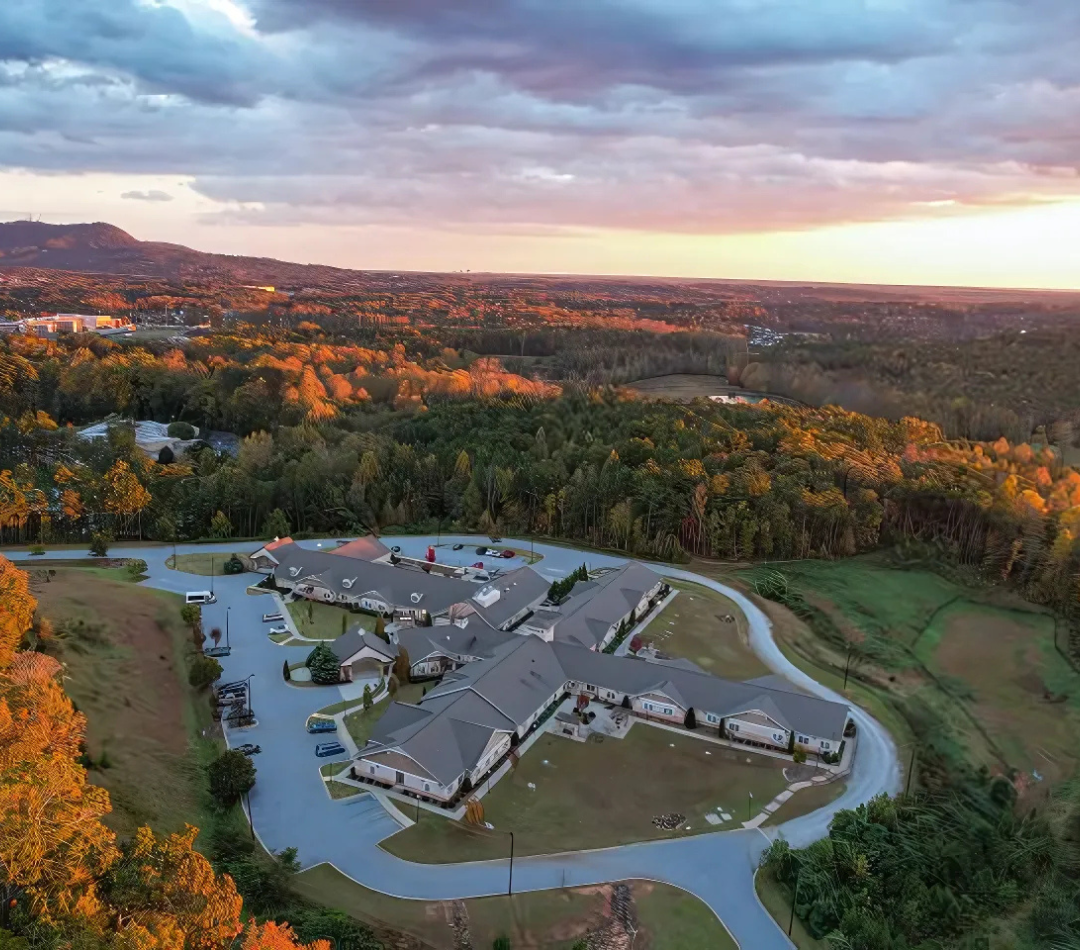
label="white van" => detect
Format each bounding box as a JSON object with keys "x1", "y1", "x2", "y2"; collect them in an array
[{"x1": 185, "y1": 591, "x2": 216, "y2": 605}]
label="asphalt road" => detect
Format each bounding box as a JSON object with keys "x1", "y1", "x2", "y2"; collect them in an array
[{"x1": 4, "y1": 535, "x2": 902, "y2": 949}]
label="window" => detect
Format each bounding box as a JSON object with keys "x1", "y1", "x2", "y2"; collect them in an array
[
  {"x1": 706, "y1": 713, "x2": 718, "y2": 724},
  {"x1": 369, "y1": 766, "x2": 375, "y2": 774},
  {"x1": 730, "y1": 723, "x2": 740, "y2": 732},
  {"x1": 424, "y1": 783, "x2": 430, "y2": 792},
  {"x1": 822, "y1": 741, "x2": 831, "y2": 751},
  {"x1": 663, "y1": 707, "x2": 673, "y2": 716},
  {"x1": 798, "y1": 735, "x2": 808, "y2": 744}
]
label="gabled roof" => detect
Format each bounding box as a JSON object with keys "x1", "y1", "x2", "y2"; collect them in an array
[
  {"x1": 331, "y1": 628, "x2": 398, "y2": 665},
  {"x1": 395, "y1": 624, "x2": 515, "y2": 664},
  {"x1": 547, "y1": 562, "x2": 665, "y2": 649},
  {"x1": 329, "y1": 536, "x2": 391, "y2": 562}
]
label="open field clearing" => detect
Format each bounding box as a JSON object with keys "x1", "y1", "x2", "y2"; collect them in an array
[
  {"x1": 647, "y1": 579, "x2": 769, "y2": 681},
  {"x1": 28, "y1": 567, "x2": 218, "y2": 836},
  {"x1": 295, "y1": 864, "x2": 736, "y2": 950}
]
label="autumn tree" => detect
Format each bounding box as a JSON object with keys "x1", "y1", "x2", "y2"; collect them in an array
[
  {"x1": 101, "y1": 825, "x2": 242, "y2": 949},
  {"x1": 0, "y1": 556, "x2": 35, "y2": 667},
  {"x1": 241, "y1": 921, "x2": 330, "y2": 950},
  {"x1": 209, "y1": 510, "x2": 233, "y2": 539}
]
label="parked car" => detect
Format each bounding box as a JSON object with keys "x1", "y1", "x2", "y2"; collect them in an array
[
  {"x1": 262, "y1": 612, "x2": 284, "y2": 623},
  {"x1": 490, "y1": 535, "x2": 502, "y2": 543},
  {"x1": 315, "y1": 741, "x2": 347, "y2": 758},
  {"x1": 500, "y1": 549, "x2": 515, "y2": 558},
  {"x1": 236, "y1": 743, "x2": 261, "y2": 755},
  {"x1": 452, "y1": 543, "x2": 464, "y2": 551},
  {"x1": 307, "y1": 718, "x2": 337, "y2": 733},
  {"x1": 475, "y1": 546, "x2": 488, "y2": 555},
  {"x1": 472, "y1": 561, "x2": 485, "y2": 569},
  {"x1": 268, "y1": 625, "x2": 289, "y2": 635},
  {"x1": 185, "y1": 591, "x2": 216, "y2": 605},
  {"x1": 391, "y1": 545, "x2": 401, "y2": 553}
]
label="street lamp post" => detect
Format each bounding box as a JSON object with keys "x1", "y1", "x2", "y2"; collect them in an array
[
  {"x1": 210, "y1": 557, "x2": 215, "y2": 596},
  {"x1": 246, "y1": 673, "x2": 255, "y2": 720},
  {"x1": 747, "y1": 790, "x2": 753, "y2": 822},
  {"x1": 508, "y1": 831, "x2": 515, "y2": 896},
  {"x1": 843, "y1": 648, "x2": 853, "y2": 690},
  {"x1": 226, "y1": 606, "x2": 231, "y2": 649}
]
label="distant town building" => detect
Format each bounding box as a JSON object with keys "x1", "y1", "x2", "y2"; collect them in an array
[{"x1": 18, "y1": 313, "x2": 134, "y2": 336}]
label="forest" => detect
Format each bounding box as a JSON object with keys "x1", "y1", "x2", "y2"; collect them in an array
[{"x1": 6, "y1": 322, "x2": 1080, "y2": 947}]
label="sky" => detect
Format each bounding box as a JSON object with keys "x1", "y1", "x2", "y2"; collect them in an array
[{"x1": 2, "y1": 0, "x2": 1080, "y2": 288}]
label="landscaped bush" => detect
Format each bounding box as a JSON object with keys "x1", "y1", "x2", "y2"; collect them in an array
[
  {"x1": 793, "y1": 748, "x2": 807, "y2": 764},
  {"x1": 89, "y1": 531, "x2": 110, "y2": 557},
  {"x1": 189, "y1": 654, "x2": 223, "y2": 689},
  {"x1": 306, "y1": 643, "x2": 340, "y2": 684},
  {"x1": 29, "y1": 543, "x2": 45, "y2": 556},
  {"x1": 223, "y1": 555, "x2": 245, "y2": 575},
  {"x1": 208, "y1": 749, "x2": 256, "y2": 806},
  {"x1": 126, "y1": 558, "x2": 148, "y2": 579},
  {"x1": 167, "y1": 421, "x2": 197, "y2": 440}
]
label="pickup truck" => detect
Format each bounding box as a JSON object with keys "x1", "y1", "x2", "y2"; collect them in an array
[{"x1": 262, "y1": 612, "x2": 284, "y2": 623}]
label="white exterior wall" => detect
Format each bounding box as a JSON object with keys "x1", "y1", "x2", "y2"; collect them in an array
[
  {"x1": 632, "y1": 695, "x2": 683, "y2": 722},
  {"x1": 516, "y1": 686, "x2": 568, "y2": 734},
  {"x1": 793, "y1": 731, "x2": 840, "y2": 755},
  {"x1": 356, "y1": 758, "x2": 456, "y2": 800},
  {"x1": 726, "y1": 715, "x2": 790, "y2": 749}
]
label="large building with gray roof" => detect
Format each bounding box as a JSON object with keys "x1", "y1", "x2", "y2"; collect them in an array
[{"x1": 351, "y1": 630, "x2": 851, "y2": 806}]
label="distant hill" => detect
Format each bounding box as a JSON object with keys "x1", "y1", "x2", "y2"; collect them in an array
[
  {"x1": 0, "y1": 220, "x2": 374, "y2": 290},
  {"x1": 2, "y1": 220, "x2": 1079, "y2": 304}
]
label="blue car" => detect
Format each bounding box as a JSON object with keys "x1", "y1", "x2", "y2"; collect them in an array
[
  {"x1": 315, "y1": 741, "x2": 346, "y2": 758},
  {"x1": 307, "y1": 718, "x2": 336, "y2": 733}
]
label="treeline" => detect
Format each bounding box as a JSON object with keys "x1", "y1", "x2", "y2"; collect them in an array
[
  {"x1": 742, "y1": 329, "x2": 1080, "y2": 442},
  {"x1": 0, "y1": 555, "x2": 382, "y2": 950},
  {"x1": 6, "y1": 335, "x2": 1080, "y2": 625}
]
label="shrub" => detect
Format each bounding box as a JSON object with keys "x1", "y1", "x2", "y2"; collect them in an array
[
  {"x1": 374, "y1": 614, "x2": 387, "y2": 642},
  {"x1": 126, "y1": 558, "x2": 148, "y2": 580},
  {"x1": 629, "y1": 634, "x2": 642, "y2": 653},
  {"x1": 362, "y1": 684, "x2": 373, "y2": 709},
  {"x1": 621, "y1": 694, "x2": 631, "y2": 709},
  {"x1": 306, "y1": 643, "x2": 340, "y2": 684},
  {"x1": 157, "y1": 445, "x2": 175, "y2": 465},
  {"x1": 223, "y1": 556, "x2": 245, "y2": 575},
  {"x1": 209, "y1": 510, "x2": 233, "y2": 539},
  {"x1": 167, "y1": 421, "x2": 197, "y2": 440},
  {"x1": 283, "y1": 659, "x2": 291, "y2": 681},
  {"x1": 29, "y1": 543, "x2": 45, "y2": 556},
  {"x1": 493, "y1": 938, "x2": 512, "y2": 950},
  {"x1": 89, "y1": 531, "x2": 110, "y2": 557},
  {"x1": 189, "y1": 655, "x2": 223, "y2": 689},
  {"x1": 684, "y1": 707, "x2": 697, "y2": 729},
  {"x1": 793, "y1": 748, "x2": 807, "y2": 765},
  {"x1": 208, "y1": 749, "x2": 256, "y2": 805}
]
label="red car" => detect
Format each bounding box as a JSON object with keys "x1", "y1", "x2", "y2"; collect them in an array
[
  {"x1": 472, "y1": 561, "x2": 485, "y2": 569},
  {"x1": 500, "y1": 549, "x2": 515, "y2": 558}
]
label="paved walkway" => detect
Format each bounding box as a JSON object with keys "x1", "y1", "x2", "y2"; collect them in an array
[{"x1": 2, "y1": 534, "x2": 902, "y2": 950}]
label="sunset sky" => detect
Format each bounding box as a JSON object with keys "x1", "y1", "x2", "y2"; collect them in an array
[{"x1": 3, "y1": 0, "x2": 1079, "y2": 288}]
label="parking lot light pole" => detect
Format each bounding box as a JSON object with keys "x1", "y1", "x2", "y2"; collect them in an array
[
  {"x1": 226, "y1": 606, "x2": 231, "y2": 649},
  {"x1": 246, "y1": 673, "x2": 254, "y2": 719}
]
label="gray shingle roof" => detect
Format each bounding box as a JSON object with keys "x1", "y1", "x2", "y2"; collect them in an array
[
  {"x1": 331, "y1": 629, "x2": 398, "y2": 665},
  {"x1": 548, "y1": 562, "x2": 664, "y2": 649},
  {"x1": 468, "y1": 566, "x2": 551, "y2": 629},
  {"x1": 273, "y1": 546, "x2": 472, "y2": 615},
  {"x1": 552, "y1": 642, "x2": 848, "y2": 740}
]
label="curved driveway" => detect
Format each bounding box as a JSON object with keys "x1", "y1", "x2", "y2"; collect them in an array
[{"x1": 4, "y1": 536, "x2": 901, "y2": 949}]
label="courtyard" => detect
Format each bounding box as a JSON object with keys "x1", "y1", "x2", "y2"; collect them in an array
[
  {"x1": 380, "y1": 722, "x2": 799, "y2": 863},
  {"x1": 286, "y1": 598, "x2": 375, "y2": 639}
]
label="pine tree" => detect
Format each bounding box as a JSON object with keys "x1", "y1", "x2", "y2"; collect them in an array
[{"x1": 306, "y1": 643, "x2": 340, "y2": 685}]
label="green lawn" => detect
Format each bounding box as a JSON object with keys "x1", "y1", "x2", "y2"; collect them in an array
[
  {"x1": 294, "y1": 863, "x2": 735, "y2": 950},
  {"x1": 381, "y1": 725, "x2": 794, "y2": 862},
  {"x1": 344, "y1": 680, "x2": 425, "y2": 747},
  {"x1": 644, "y1": 580, "x2": 769, "y2": 681},
  {"x1": 166, "y1": 553, "x2": 237, "y2": 576},
  {"x1": 286, "y1": 599, "x2": 374, "y2": 640},
  {"x1": 728, "y1": 555, "x2": 1080, "y2": 784}
]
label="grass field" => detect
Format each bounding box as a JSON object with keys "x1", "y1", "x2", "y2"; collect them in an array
[
  {"x1": 28, "y1": 567, "x2": 224, "y2": 837},
  {"x1": 726, "y1": 555, "x2": 1080, "y2": 785},
  {"x1": 287, "y1": 599, "x2": 374, "y2": 640},
  {"x1": 166, "y1": 553, "x2": 234, "y2": 576},
  {"x1": 381, "y1": 725, "x2": 795, "y2": 863},
  {"x1": 645, "y1": 580, "x2": 768, "y2": 681},
  {"x1": 755, "y1": 872, "x2": 830, "y2": 950},
  {"x1": 294, "y1": 864, "x2": 736, "y2": 950}
]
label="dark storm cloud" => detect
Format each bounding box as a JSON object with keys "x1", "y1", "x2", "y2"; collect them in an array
[{"x1": 1, "y1": 0, "x2": 1079, "y2": 234}]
